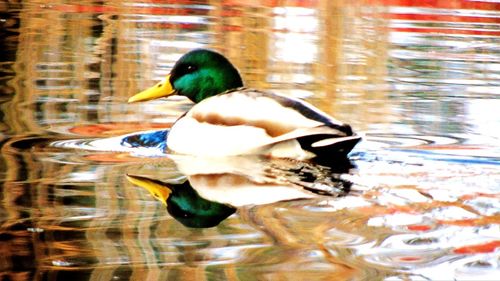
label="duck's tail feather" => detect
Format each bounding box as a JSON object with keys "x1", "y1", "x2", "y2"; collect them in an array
[
  {"x1": 259, "y1": 126, "x2": 361, "y2": 161},
  {"x1": 296, "y1": 133, "x2": 361, "y2": 159}
]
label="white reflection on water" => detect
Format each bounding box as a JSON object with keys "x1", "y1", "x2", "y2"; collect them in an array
[
  {"x1": 273, "y1": 7, "x2": 318, "y2": 63},
  {"x1": 467, "y1": 99, "x2": 500, "y2": 141}
]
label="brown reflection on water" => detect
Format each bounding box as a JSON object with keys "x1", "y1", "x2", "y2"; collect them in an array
[{"x1": 1, "y1": 0, "x2": 500, "y2": 280}]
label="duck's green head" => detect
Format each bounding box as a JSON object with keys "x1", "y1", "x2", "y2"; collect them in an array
[{"x1": 128, "y1": 49, "x2": 243, "y2": 103}]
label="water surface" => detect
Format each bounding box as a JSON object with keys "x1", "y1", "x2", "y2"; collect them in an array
[{"x1": 1, "y1": 1, "x2": 499, "y2": 280}]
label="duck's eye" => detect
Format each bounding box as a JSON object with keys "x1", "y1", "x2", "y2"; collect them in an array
[
  {"x1": 171, "y1": 63, "x2": 198, "y2": 81},
  {"x1": 178, "y1": 64, "x2": 197, "y2": 75},
  {"x1": 186, "y1": 65, "x2": 197, "y2": 73}
]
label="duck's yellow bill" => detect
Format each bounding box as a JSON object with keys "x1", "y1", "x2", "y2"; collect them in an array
[
  {"x1": 128, "y1": 75, "x2": 175, "y2": 103},
  {"x1": 126, "y1": 174, "x2": 172, "y2": 205}
]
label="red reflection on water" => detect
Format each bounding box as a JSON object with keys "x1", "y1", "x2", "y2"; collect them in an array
[
  {"x1": 397, "y1": 256, "x2": 423, "y2": 262},
  {"x1": 454, "y1": 240, "x2": 500, "y2": 254},
  {"x1": 379, "y1": 0, "x2": 500, "y2": 10},
  {"x1": 407, "y1": 224, "x2": 432, "y2": 231},
  {"x1": 68, "y1": 122, "x2": 170, "y2": 137}
]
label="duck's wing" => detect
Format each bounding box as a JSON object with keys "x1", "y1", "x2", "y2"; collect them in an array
[
  {"x1": 191, "y1": 88, "x2": 354, "y2": 135},
  {"x1": 167, "y1": 89, "x2": 360, "y2": 157},
  {"x1": 252, "y1": 89, "x2": 353, "y2": 134}
]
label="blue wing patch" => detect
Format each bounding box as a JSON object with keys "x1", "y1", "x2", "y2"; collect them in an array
[{"x1": 121, "y1": 130, "x2": 168, "y2": 151}]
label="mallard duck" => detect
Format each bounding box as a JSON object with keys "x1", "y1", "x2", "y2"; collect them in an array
[{"x1": 128, "y1": 49, "x2": 360, "y2": 160}]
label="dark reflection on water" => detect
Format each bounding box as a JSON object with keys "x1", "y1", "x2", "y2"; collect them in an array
[{"x1": 1, "y1": 1, "x2": 500, "y2": 280}]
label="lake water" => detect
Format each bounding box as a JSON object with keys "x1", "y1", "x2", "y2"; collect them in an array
[{"x1": 1, "y1": 1, "x2": 499, "y2": 280}]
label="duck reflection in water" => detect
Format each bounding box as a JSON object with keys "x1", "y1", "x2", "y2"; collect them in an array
[
  {"x1": 127, "y1": 155, "x2": 354, "y2": 228},
  {"x1": 127, "y1": 174, "x2": 237, "y2": 228}
]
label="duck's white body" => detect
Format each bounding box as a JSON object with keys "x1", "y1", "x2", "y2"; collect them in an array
[{"x1": 167, "y1": 89, "x2": 360, "y2": 159}]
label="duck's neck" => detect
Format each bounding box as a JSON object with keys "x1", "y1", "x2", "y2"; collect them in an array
[{"x1": 181, "y1": 70, "x2": 244, "y2": 103}]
